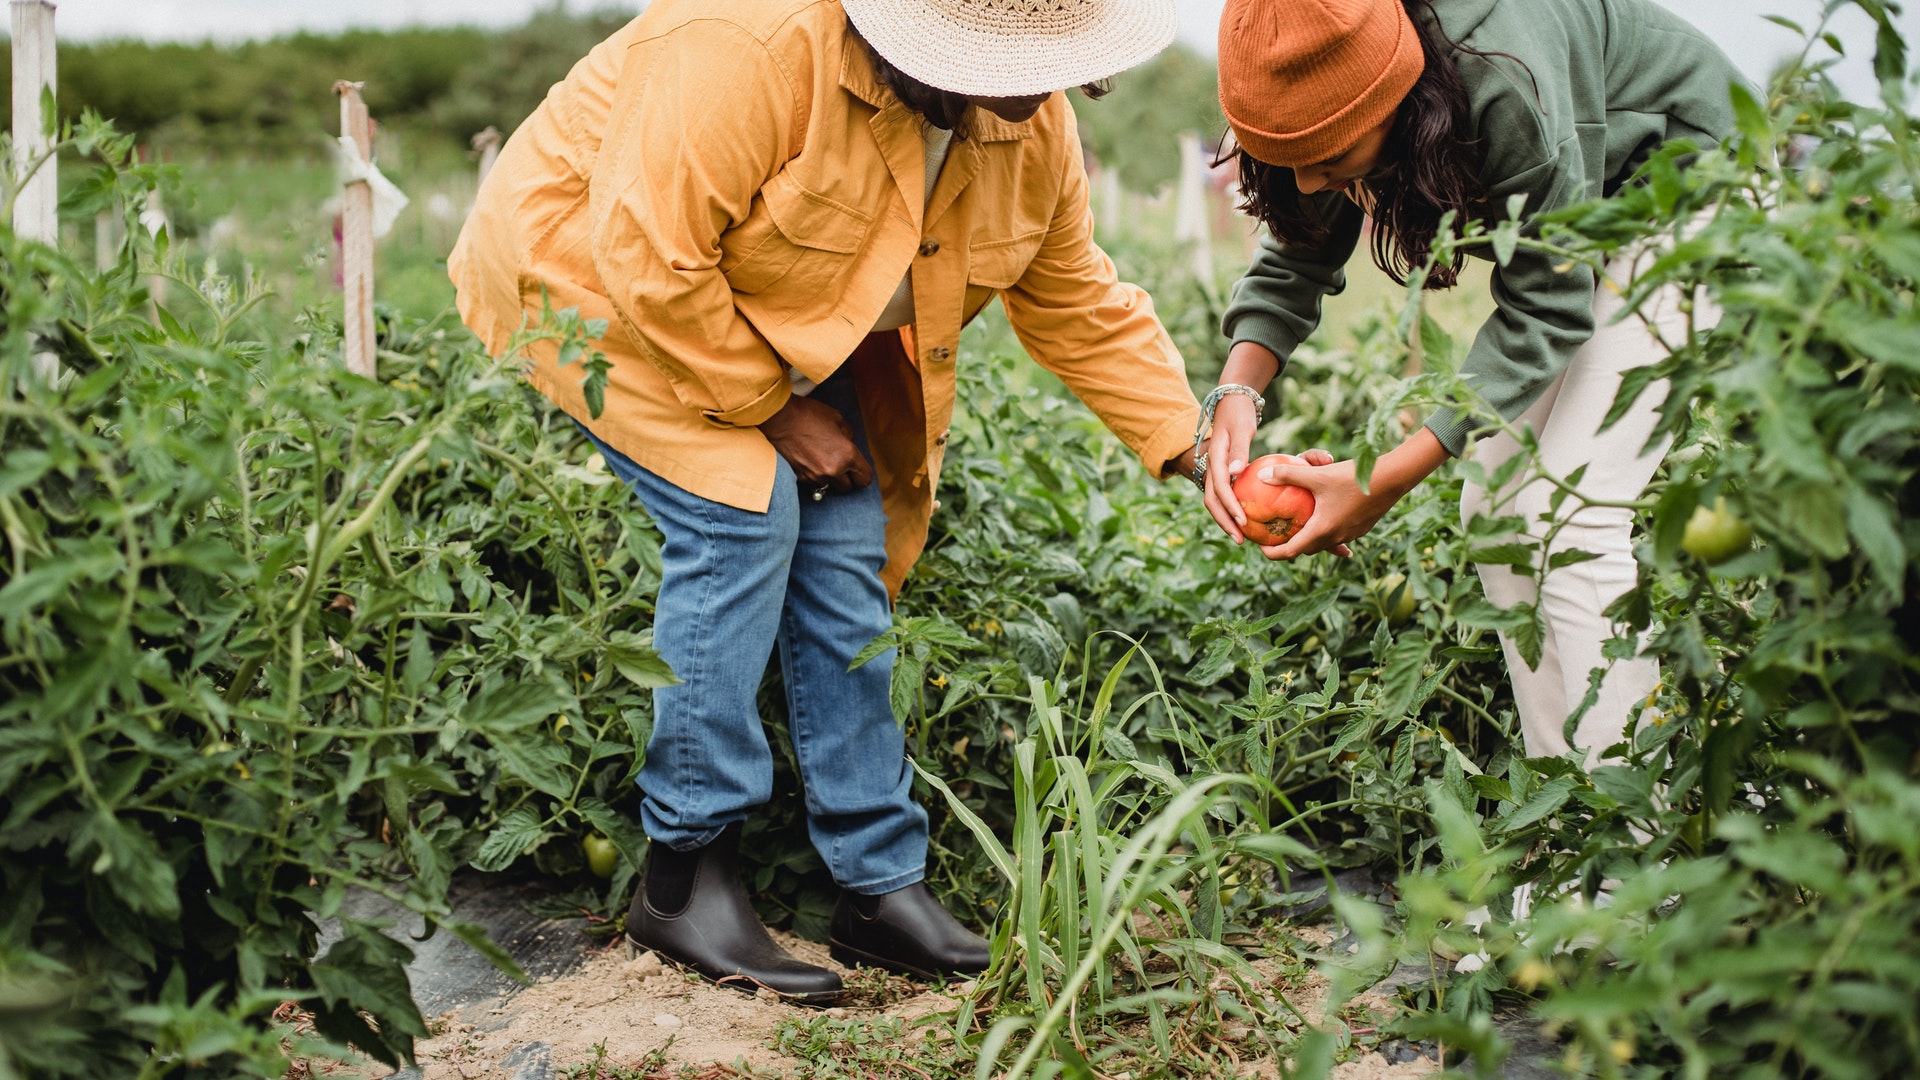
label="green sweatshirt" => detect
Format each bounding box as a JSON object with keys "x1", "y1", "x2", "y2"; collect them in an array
[{"x1": 1221, "y1": 0, "x2": 1746, "y2": 455}]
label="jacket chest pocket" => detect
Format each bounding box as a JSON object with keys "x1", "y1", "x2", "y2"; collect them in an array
[
  {"x1": 721, "y1": 171, "x2": 873, "y2": 297},
  {"x1": 962, "y1": 229, "x2": 1045, "y2": 320}
]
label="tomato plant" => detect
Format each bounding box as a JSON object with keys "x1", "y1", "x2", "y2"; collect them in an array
[{"x1": 0, "y1": 117, "x2": 664, "y2": 1077}]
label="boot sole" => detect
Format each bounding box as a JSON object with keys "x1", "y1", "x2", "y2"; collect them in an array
[
  {"x1": 626, "y1": 934, "x2": 846, "y2": 1006},
  {"x1": 829, "y1": 938, "x2": 981, "y2": 982},
  {"x1": 830, "y1": 939, "x2": 935, "y2": 980}
]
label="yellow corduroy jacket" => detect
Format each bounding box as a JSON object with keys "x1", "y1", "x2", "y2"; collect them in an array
[{"x1": 449, "y1": 0, "x2": 1201, "y2": 597}]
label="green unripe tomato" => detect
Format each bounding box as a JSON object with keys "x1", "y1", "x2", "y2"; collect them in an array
[
  {"x1": 582, "y1": 834, "x2": 619, "y2": 880},
  {"x1": 1367, "y1": 572, "x2": 1417, "y2": 625},
  {"x1": 1681, "y1": 499, "x2": 1753, "y2": 565}
]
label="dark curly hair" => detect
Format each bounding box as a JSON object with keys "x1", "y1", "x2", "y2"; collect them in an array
[
  {"x1": 850, "y1": 21, "x2": 1109, "y2": 142},
  {"x1": 1230, "y1": 0, "x2": 1533, "y2": 288}
]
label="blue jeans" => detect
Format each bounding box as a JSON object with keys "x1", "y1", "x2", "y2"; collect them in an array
[{"x1": 576, "y1": 373, "x2": 926, "y2": 894}]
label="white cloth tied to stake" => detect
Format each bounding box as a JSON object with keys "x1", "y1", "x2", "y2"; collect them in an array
[{"x1": 333, "y1": 136, "x2": 410, "y2": 238}]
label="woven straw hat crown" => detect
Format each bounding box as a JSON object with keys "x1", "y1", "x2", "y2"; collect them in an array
[
  {"x1": 843, "y1": 0, "x2": 1176, "y2": 98},
  {"x1": 1217, "y1": 0, "x2": 1425, "y2": 167}
]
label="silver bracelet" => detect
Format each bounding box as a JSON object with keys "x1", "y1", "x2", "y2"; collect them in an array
[{"x1": 1190, "y1": 384, "x2": 1266, "y2": 490}]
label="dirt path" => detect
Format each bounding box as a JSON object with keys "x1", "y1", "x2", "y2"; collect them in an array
[
  {"x1": 408, "y1": 932, "x2": 951, "y2": 1077},
  {"x1": 310, "y1": 924, "x2": 1437, "y2": 1079}
]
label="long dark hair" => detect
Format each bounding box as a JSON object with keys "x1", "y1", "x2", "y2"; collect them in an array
[
  {"x1": 850, "y1": 21, "x2": 1109, "y2": 142},
  {"x1": 1232, "y1": 0, "x2": 1532, "y2": 288}
]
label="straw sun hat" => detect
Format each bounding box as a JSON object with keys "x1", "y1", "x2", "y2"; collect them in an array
[{"x1": 841, "y1": 0, "x2": 1177, "y2": 98}]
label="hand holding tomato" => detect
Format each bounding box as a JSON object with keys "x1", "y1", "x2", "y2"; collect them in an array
[
  {"x1": 1232, "y1": 453, "x2": 1316, "y2": 544},
  {"x1": 1200, "y1": 391, "x2": 1262, "y2": 542},
  {"x1": 1205, "y1": 438, "x2": 1343, "y2": 549},
  {"x1": 1247, "y1": 429, "x2": 1453, "y2": 560}
]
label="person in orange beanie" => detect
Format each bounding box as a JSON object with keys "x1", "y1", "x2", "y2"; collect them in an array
[{"x1": 1193, "y1": 0, "x2": 1746, "y2": 763}]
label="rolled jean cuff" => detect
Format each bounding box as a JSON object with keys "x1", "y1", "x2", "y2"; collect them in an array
[{"x1": 841, "y1": 866, "x2": 926, "y2": 896}]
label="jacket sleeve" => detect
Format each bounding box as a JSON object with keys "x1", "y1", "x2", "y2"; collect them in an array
[
  {"x1": 997, "y1": 107, "x2": 1201, "y2": 479},
  {"x1": 1423, "y1": 145, "x2": 1597, "y2": 456},
  {"x1": 1220, "y1": 193, "x2": 1364, "y2": 375},
  {"x1": 586, "y1": 20, "x2": 803, "y2": 428}
]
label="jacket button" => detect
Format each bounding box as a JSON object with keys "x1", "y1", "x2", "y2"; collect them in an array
[
  {"x1": 918, "y1": 239, "x2": 940, "y2": 257},
  {"x1": 929, "y1": 346, "x2": 952, "y2": 362},
  {"x1": 935, "y1": 431, "x2": 949, "y2": 446}
]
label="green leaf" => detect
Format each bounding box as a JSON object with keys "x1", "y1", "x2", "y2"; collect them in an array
[
  {"x1": 447, "y1": 920, "x2": 530, "y2": 984},
  {"x1": 1499, "y1": 775, "x2": 1576, "y2": 833},
  {"x1": 850, "y1": 629, "x2": 899, "y2": 671},
  {"x1": 1466, "y1": 542, "x2": 1536, "y2": 569},
  {"x1": 0, "y1": 552, "x2": 119, "y2": 618},
  {"x1": 1729, "y1": 82, "x2": 1771, "y2": 150},
  {"x1": 1491, "y1": 219, "x2": 1520, "y2": 267},
  {"x1": 309, "y1": 922, "x2": 428, "y2": 1066},
  {"x1": 463, "y1": 681, "x2": 568, "y2": 732},
  {"x1": 488, "y1": 736, "x2": 574, "y2": 799},
  {"x1": 0, "y1": 449, "x2": 53, "y2": 499},
  {"x1": 606, "y1": 630, "x2": 680, "y2": 689},
  {"x1": 403, "y1": 625, "x2": 435, "y2": 693},
  {"x1": 472, "y1": 807, "x2": 548, "y2": 872},
  {"x1": 1186, "y1": 635, "x2": 1239, "y2": 686},
  {"x1": 1844, "y1": 485, "x2": 1905, "y2": 595},
  {"x1": 86, "y1": 814, "x2": 182, "y2": 919},
  {"x1": 1378, "y1": 633, "x2": 1430, "y2": 719},
  {"x1": 914, "y1": 616, "x2": 984, "y2": 651},
  {"x1": 890, "y1": 652, "x2": 922, "y2": 725}
]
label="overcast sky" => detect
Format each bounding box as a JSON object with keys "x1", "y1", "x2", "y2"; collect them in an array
[{"x1": 49, "y1": 0, "x2": 1920, "y2": 103}]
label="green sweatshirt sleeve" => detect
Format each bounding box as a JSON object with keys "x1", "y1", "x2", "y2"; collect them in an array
[
  {"x1": 1220, "y1": 193, "x2": 1364, "y2": 377},
  {"x1": 1423, "y1": 143, "x2": 1597, "y2": 456}
]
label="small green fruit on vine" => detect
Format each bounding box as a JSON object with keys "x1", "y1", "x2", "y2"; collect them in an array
[
  {"x1": 1681, "y1": 499, "x2": 1753, "y2": 565},
  {"x1": 582, "y1": 834, "x2": 619, "y2": 880},
  {"x1": 1367, "y1": 572, "x2": 1416, "y2": 625}
]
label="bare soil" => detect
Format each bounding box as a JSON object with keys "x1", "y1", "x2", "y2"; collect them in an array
[{"x1": 313, "y1": 925, "x2": 1435, "y2": 1079}]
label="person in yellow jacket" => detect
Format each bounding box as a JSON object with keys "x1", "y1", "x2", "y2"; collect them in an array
[{"x1": 450, "y1": 0, "x2": 1202, "y2": 1002}]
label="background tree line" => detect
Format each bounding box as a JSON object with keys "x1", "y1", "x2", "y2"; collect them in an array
[{"x1": 1, "y1": 3, "x2": 1224, "y2": 190}]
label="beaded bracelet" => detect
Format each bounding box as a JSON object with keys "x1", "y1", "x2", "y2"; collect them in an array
[{"x1": 1190, "y1": 384, "x2": 1266, "y2": 490}]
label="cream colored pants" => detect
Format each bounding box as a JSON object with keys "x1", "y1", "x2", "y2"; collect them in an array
[{"x1": 1460, "y1": 250, "x2": 1708, "y2": 762}]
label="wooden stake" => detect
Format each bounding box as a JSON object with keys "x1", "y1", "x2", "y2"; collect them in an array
[
  {"x1": 335, "y1": 80, "x2": 377, "y2": 378},
  {"x1": 143, "y1": 187, "x2": 169, "y2": 307},
  {"x1": 1173, "y1": 131, "x2": 1214, "y2": 284},
  {"x1": 94, "y1": 209, "x2": 115, "y2": 270},
  {"x1": 1096, "y1": 166, "x2": 1122, "y2": 243},
  {"x1": 11, "y1": 0, "x2": 58, "y2": 245},
  {"x1": 472, "y1": 126, "x2": 503, "y2": 188}
]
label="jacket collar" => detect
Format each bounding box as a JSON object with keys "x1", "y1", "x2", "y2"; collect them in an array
[{"x1": 838, "y1": 40, "x2": 1035, "y2": 143}]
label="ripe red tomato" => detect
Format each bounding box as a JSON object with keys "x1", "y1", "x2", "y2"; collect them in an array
[{"x1": 1232, "y1": 454, "x2": 1316, "y2": 546}]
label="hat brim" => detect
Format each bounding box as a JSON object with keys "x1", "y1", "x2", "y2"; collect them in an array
[{"x1": 842, "y1": 0, "x2": 1177, "y2": 98}]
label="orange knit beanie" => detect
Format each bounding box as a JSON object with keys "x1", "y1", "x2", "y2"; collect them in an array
[{"x1": 1218, "y1": 0, "x2": 1426, "y2": 168}]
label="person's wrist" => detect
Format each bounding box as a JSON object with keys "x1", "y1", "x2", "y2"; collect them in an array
[
  {"x1": 1214, "y1": 395, "x2": 1258, "y2": 422},
  {"x1": 1375, "y1": 430, "x2": 1446, "y2": 499},
  {"x1": 1222, "y1": 341, "x2": 1282, "y2": 388}
]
